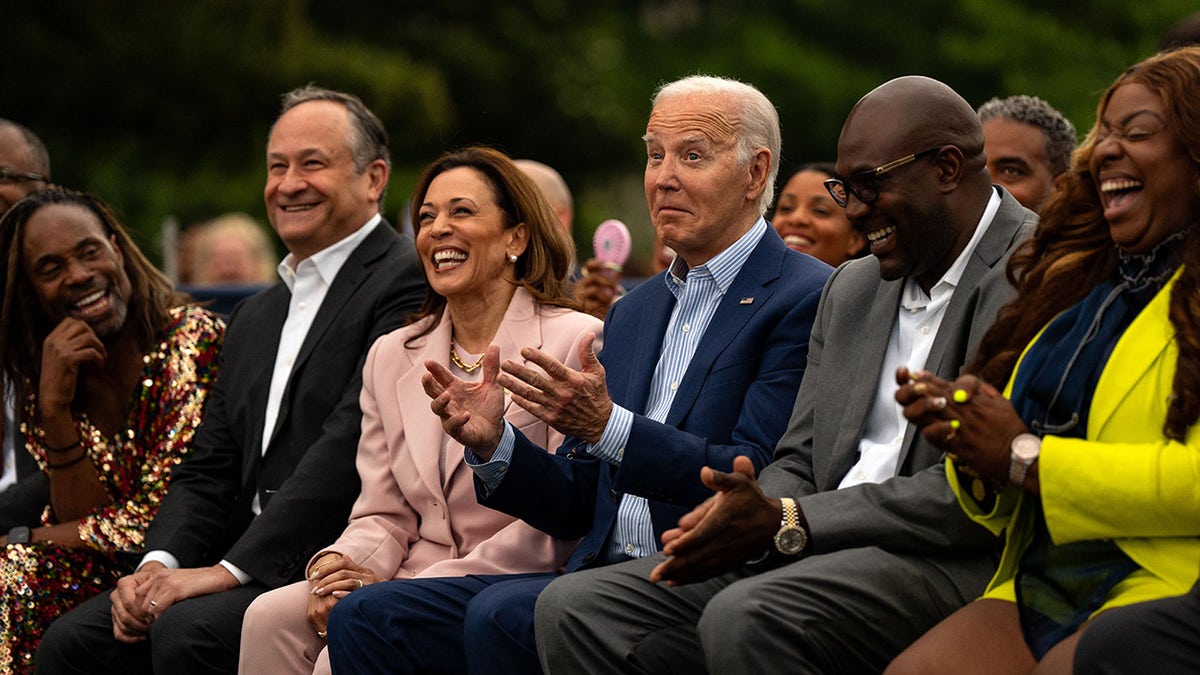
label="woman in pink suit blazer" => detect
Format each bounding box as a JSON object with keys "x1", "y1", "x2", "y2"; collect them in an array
[{"x1": 239, "y1": 147, "x2": 602, "y2": 675}]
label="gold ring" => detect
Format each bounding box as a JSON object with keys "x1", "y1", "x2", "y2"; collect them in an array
[{"x1": 317, "y1": 630, "x2": 327, "y2": 639}]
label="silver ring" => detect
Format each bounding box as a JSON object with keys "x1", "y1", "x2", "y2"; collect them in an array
[
  {"x1": 149, "y1": 600, "x2": 158, "y2": 608},
  {"x1": 355, "y1": 578, "x2": 364, "y2": 589}
]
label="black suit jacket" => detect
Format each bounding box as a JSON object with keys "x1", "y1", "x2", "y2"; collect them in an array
[
  {"x1": 0, "y1": 405, "x2": 46, "y2": 531},
  {"x1": 144, "y1": 221, "x2": 425, "y2": 587}
]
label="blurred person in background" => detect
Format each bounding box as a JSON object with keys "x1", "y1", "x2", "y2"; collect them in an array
[
  {"x1": 771, "y1": 162, "x2": 866, "y2": 267},
  {"x1": 191, "y1": 212, "x2": 277, "y2": 287}
]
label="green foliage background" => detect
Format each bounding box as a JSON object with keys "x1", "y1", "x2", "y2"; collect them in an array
[{"x1": 4, "y1": 1, "x2": 1194, "y2": 274}]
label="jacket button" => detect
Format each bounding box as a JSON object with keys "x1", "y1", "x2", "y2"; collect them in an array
[{"x1": 582, "y1": 552, "x2": 596, "y2": 563}]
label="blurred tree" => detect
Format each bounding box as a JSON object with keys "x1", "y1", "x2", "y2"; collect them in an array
[{"x1": 2, "y1": 0, "x2": 1193, "y2": 271}]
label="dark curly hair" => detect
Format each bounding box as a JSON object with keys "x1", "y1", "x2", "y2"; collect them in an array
[{"x1": 970, "y1": 46, "x2": 1200, "y2": 442}]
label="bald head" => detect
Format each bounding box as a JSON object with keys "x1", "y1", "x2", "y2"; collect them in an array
[
  {"x1": 834, "y1": 76, "x2": 996, "y2": 293},
  {"x1": 841, "y1": 76, "x2": 985, "y2": 166},
  {"x1": 0, "y1": 119, "x2": 51, "y2": 216},
  {"x1": 515, "y1": 159, "x2": 574, "y2": 234}
]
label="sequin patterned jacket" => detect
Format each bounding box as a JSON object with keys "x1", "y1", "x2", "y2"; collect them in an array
[{"x1": 22, "y1": 305, "x2": 224, "y2": 553}]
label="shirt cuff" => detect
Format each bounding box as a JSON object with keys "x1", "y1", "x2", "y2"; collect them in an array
[
  {"x1": 218, "y1": 559, "x2": 253, "y2": 586},
  {"x1": 465, "y1": 422, "x2": 515, "y2": 497},
  {"x1": 588, "y1": 405, "x2": 633, "y2": 465},
  {"x1": 139, "y1": 550, "x2": 180, "y2": 571}
]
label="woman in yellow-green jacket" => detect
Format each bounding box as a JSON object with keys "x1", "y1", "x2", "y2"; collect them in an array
[{"x1": 887, "y1": 46, "x2": 1200, "y2": 675}]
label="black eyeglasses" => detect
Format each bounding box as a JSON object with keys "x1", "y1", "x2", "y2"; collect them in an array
[
  {"x1": 0, "y1": 168, "x2": 48, "y2": 185},
  {"x1": 824, "y1": 146, "x2": 942, "y2": 207}
]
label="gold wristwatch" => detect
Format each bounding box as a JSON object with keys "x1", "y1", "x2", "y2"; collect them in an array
[{"x1": 773, "y1": 497, "x2": 808, "y2": 555}]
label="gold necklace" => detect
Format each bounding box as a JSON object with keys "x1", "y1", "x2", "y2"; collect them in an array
[{"x1": 450, "y1": 343, "x2": 485, "y2": 373}]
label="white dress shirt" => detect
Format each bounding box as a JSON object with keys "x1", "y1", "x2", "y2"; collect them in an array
[{"x1": 838, "y1": 189, "x2": 1001, "y2": 489}]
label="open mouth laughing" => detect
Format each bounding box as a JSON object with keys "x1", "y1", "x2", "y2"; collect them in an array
[
  {"x1": 70, "y1": 288, "x2": 112, "y2": 321},
  {"x1": 432, "y1": 248, "x2": 468, "y2": 271},
  {"x1": 1099, "y1": 178, "x2": 1143, "y2": 211}
]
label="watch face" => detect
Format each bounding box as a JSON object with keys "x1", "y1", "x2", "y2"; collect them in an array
[
  {"x1": 775, "y1": 527, "x2": 806, "y2": 555},
  {"x1": 1012, "y1": 434, "x2": 1041, "y2": 461}
]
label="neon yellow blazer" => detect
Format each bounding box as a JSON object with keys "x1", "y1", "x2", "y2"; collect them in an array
[{"x1": 949, "y1": 271, "x2": 1200, "y2": 607}]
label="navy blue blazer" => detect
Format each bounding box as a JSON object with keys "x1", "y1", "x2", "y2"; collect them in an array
[{"x1": 480, "y1": 227, "x2": 830, "y2": 571}]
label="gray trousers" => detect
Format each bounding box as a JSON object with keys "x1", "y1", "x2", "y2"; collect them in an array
[{"x1": 536, "y1": 548, "x2": 974, "y2": 675}]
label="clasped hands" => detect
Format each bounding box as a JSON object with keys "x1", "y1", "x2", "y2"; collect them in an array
[
  {"x1": 110, "y1": 562, "x2": 239, "y2": 643},
  {"x1": 422, "y1": 333, "x2": 611, "y2": 459},
  {"x1": 306, "y1": 553, "x2": 383, "y2": 638},
  {"x1": 650, "y1": 456, "x2": 783, "y2": 587},
  {"x1": 893, "y1": 366, "x2": 1029, "y2": 487}
]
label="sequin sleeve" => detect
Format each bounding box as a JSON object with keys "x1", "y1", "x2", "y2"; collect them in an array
[{"x1": 76, "y1": 306, "x2": 224, "y2": 553}]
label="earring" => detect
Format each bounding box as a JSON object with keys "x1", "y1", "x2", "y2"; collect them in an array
[{"x1": 507, "y1": 253, "x2": 518, "y2": 264}]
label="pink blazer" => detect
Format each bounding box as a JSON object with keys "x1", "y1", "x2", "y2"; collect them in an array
[{"x1": 317, "y1": 288, "x2": 603, "y2": 579}]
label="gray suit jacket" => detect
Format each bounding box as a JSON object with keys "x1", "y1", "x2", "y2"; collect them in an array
[{"x1": 759, "y1": 187, "x2": 1036, "y2": 596}]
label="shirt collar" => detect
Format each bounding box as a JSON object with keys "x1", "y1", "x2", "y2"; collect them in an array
[
  {"x1": 664, "y1": 217, "x2": 768, "y2": 296},
  {"x1": 901, "y1": 188, "x2": 1001, "y2": 310},
  {"x1": 278, "y1": 213, "x2": 382, "y2": 291}
]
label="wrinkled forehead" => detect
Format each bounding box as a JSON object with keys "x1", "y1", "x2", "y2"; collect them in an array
[{"x1": 644, "y1": 94, "x2": 741, "y2": 148}]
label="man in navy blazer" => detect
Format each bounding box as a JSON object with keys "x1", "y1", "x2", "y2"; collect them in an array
[
  {"x1": 38, "y1": 86, "x2": 425, "y2": 675},
  {"x1": 326, "y1": 76, "x2": 831, "y2": 674}
]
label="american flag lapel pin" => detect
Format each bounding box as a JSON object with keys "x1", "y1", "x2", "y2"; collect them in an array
[{"x1": 740, "y1": 297, "x2": 754, "y2": 305}]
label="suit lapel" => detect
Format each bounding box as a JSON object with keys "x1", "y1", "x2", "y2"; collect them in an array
[
  {"x1": 617, "y1": 279, "x2": 673, "y2": 413},
  {"x1": 665, "y1": 232, "x2": 781, "y2": 427},
  {"x1": 395, "y1": 315, "x2": 453, "y2": 501},
  {"x1": 241, "y1": 284, "x2": 290, "y2": 486},
  {"x1": 1090, "y1": 272, "x2": 1178, "y2": 437},
  {"x1": 266, "y1": 223, "x2": 393, "y2": 448},
  {"x1": 922, "y1": 189, "x2": 1023, "y2": 379},
  {"x1": 824, "y1": 277, "x2": 900, "y2": 489}
]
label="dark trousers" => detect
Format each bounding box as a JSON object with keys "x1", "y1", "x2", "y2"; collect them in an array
[
  {"x1": 36, "y1": 584, "x2": 266, "y2": 675},
  {"x1": 327, "y1": 572, "x2": 556, "y2": 675},
  {"x1": 1074, "y1": 580, "x2": 1200, "y2": 675}
]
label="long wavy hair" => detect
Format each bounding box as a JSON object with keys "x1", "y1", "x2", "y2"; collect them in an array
[
  {"x1": 0, "y1": 188, "x2": 189, "y2": 402},
  {"x1": 970, "y1": 46, "x2": 1200, "y2": 442},
  {"x1": 404, "y1": 146, "x2": 577, "y2": 343}
]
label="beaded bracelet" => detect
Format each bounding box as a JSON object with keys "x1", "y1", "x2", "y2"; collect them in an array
[
  {"x1": 44, "y1": 439, "x2": 82, "y2": 454},
  {"x1": 46, "y1": 451, "x2": 88, "y2": 470}
]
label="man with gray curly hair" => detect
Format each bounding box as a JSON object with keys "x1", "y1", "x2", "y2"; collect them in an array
[{"x1": 978, "y1": 94, "x2": 1076, "y2": 211}]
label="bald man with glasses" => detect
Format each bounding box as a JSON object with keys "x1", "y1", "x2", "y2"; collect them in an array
[{"x1": 536, "y1": 75, "x2": 1038, "y2": 675}]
